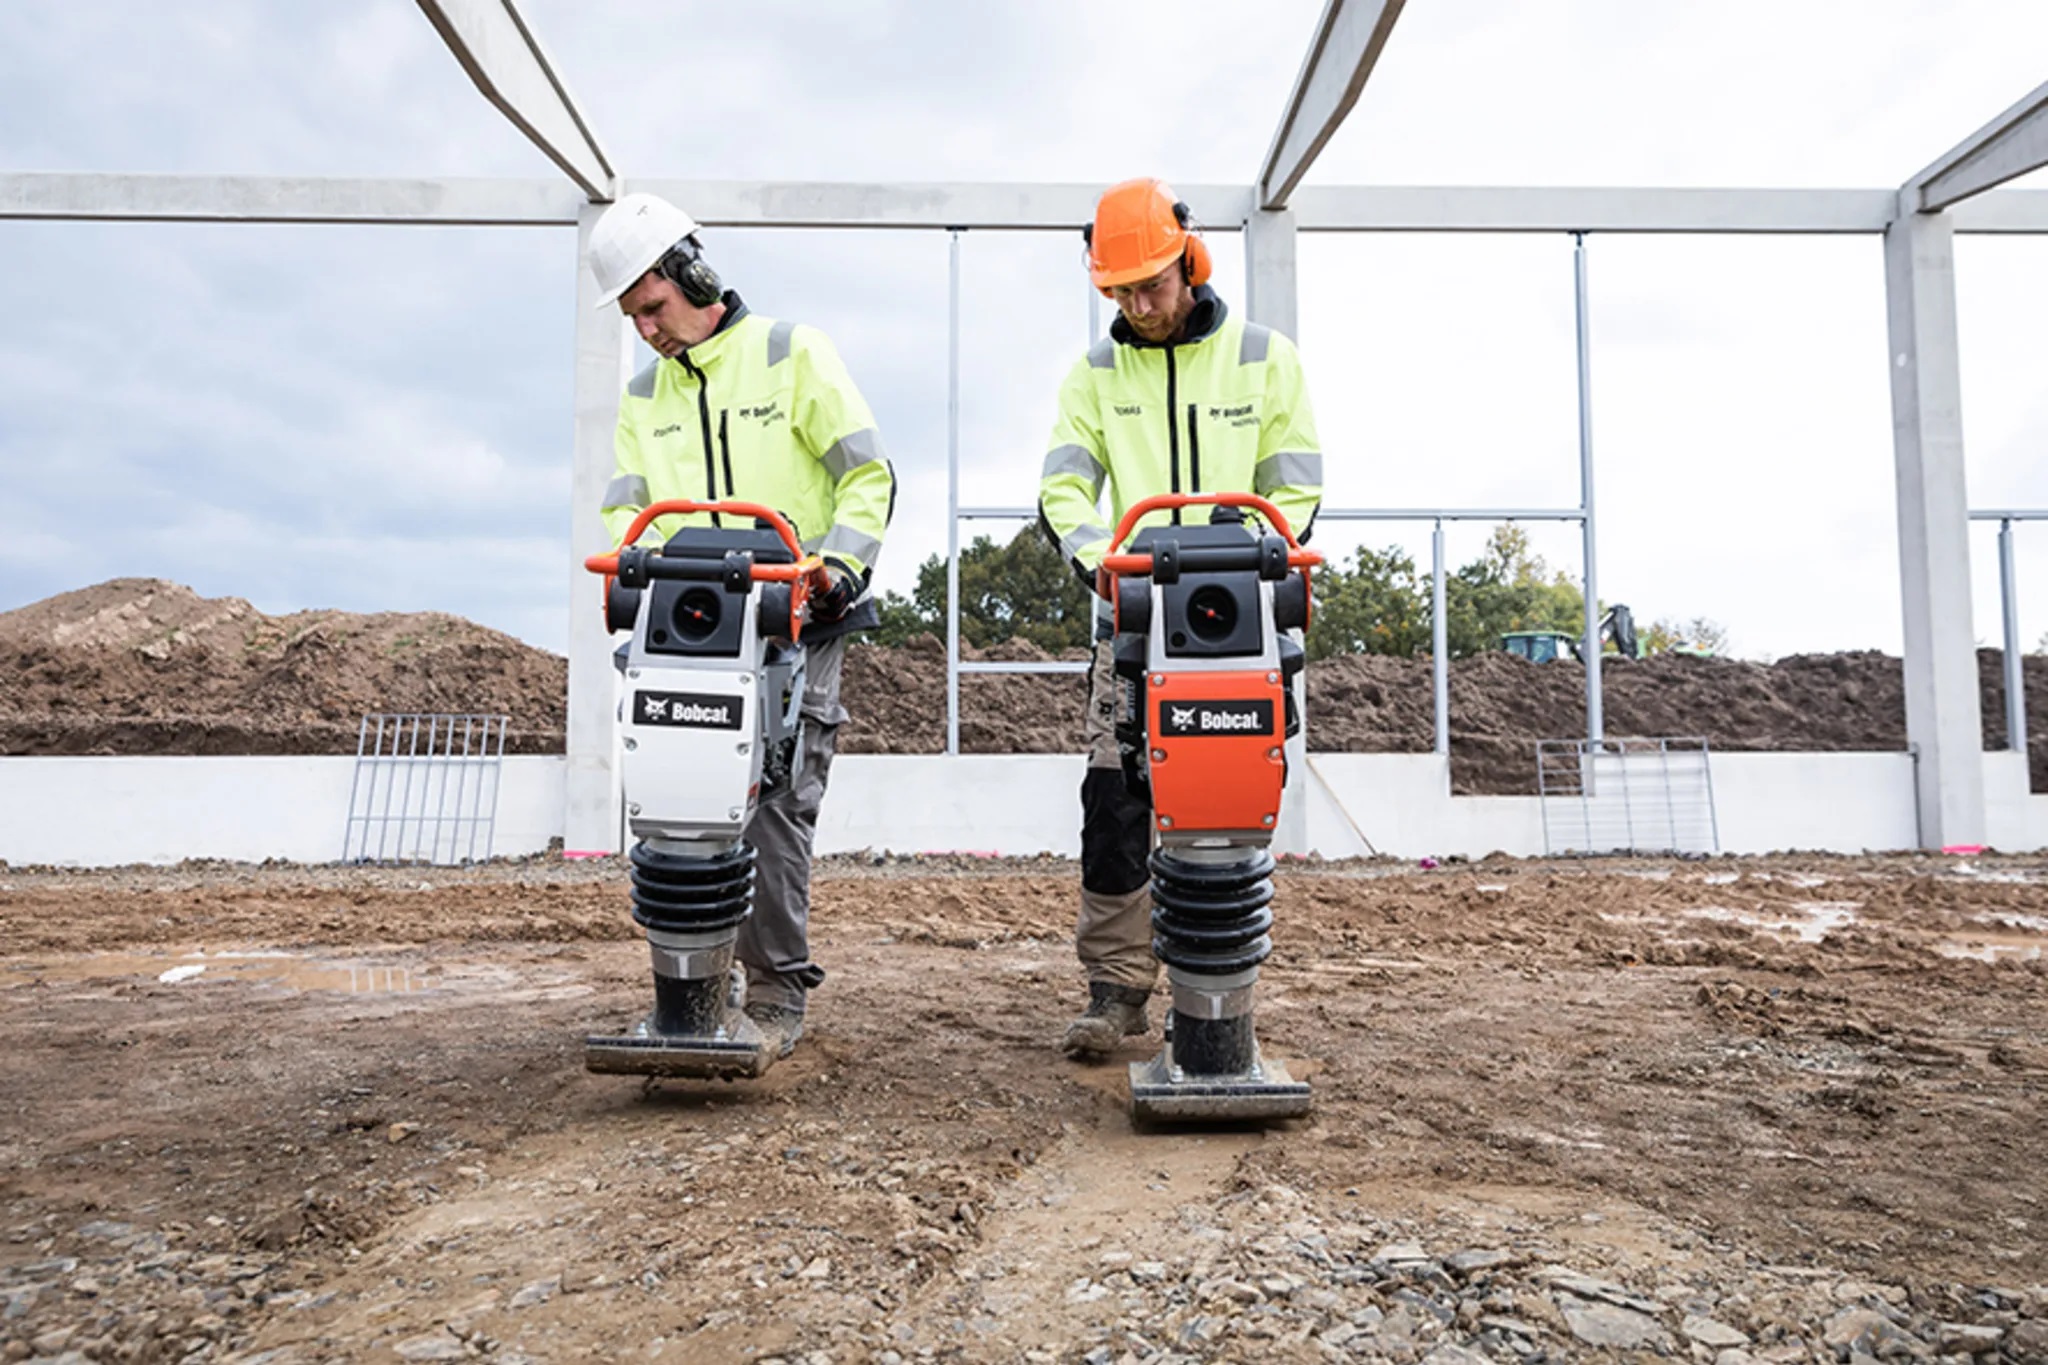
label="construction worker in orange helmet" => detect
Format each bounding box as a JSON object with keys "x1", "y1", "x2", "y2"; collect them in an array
[{"x1": 1037, "y1": 177, "x2": 1324, "y2": 1059}]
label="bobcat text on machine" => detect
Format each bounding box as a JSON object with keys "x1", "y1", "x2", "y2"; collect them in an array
[
  {"x1": 1100, "y1": 492, "x2": 1323, "y2": 1123},
  {"x1": 580, "y1": 499, "x2": 820, "y2": 1081}
]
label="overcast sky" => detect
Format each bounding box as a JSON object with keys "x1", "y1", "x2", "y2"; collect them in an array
[{"x1": 2, "y1": 1, "x2": 2045, "y2": 662}]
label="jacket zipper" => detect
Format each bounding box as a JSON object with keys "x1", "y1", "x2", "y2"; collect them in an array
[
  {"x1": 1164, "y1": 347, "x2": 1181, "y2": 525},
  {"x1": 1185, "y1": 402, "x2": 1202, "y2": 497},
  {"x1": 718, "y1": 410, "x2": 736, "y2": 502},
  {"x1": 677, "y1": 351, "x2": 720, "y2": 526}
]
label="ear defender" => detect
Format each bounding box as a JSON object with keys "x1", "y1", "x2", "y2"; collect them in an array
[
  {"x1": 659, "y1": 239, "x2": 725, "y2": 309},
  {"x1": 1173, "y1": 202, "x2": 1212, "y2": 287}
]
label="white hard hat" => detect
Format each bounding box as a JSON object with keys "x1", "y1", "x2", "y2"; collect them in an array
[{"x1": 588, "y1": 193, "x2": 701, "y2": 308}]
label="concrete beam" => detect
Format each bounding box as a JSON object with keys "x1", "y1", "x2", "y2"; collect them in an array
[
  {"x1": 9, "y1": 175, "x2": 2048, "y2": 236},
  {"x1": 1289, "y1": 186, "x2": 1904, "y2": 233},
  {"x1": 564, "y1": 204, "x2": 631, "y2": 854},
  {"x1": 1259, "y1": 0, "x2": 1406, "y2": 209},
  {"x1": 0, "y1": 172, "x2": 581, "y2": 224},
  {"x1": 631, "y1": 179, "x2": 1256, "y2": 231},
  {"x1": 1949, "y1": 189, "x2": 2048, "y2": 233},
  {"x1": 1907, "y1": 79, "x2": 2048, "y2": 213},
  {"x1": 1883, "y1": 197, "x2": 1986, "y2": 849},
  {"x1": 1243, "y1": 209, "x2": 1300, "y2": 339},
  {"x1": 416, "y1": 0, "x2": 616, "y2": 200}
]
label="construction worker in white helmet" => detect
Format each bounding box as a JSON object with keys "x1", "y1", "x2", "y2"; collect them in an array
[
  {"x1": 587, "y1": 192, "x2": 898, "y2": 1061},
  {"x1": 1038, "y1": 177, "x2": 1323, "y2": 1060}
]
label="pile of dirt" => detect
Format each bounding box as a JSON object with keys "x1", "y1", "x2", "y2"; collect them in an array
[
  {"x1": 848, "y1": 636, "x2": 2048, "y2": 794},
  {"x1": 5, "y1": 580, "x2": 2045, "y2": 793},
  {"x1": 0, "y1": 579, "x2": 566, "y2": 756}
]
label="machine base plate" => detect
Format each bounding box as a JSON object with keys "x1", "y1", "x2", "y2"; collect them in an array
[
  {"x1": 1127, "y1": 1053, "x2": 1312, "y2": 1123},
  {"x1": 584, "y1": 1012, "x2": 772, "y2": 1080}
]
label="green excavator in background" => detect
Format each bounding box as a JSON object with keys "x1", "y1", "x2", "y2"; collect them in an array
[{"x1": 1501, "y1": 604, "x2": 1641, "y2": 663}]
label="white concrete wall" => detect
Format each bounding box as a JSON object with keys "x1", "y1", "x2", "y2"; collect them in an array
[
  {"x1": 3, "y1": 750, "x2": 2044, "y2": 867},
  {"x1": 818, "y1": 755, "x2": 1082, "y2": 857},
  {"x1": 0, "y1": 756, "x2": 564, "y2": 867},
  {"x1": 1982, "y1": 749, "x2": 2048, "y2": 853},
  {"x1": 1706, "y1": 752, "x2": 1920, "y2": 854}
]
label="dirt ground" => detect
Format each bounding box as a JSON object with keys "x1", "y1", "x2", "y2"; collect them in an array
[
  {"x1": 6, "y1": 580, "x2": 2047, "y2": 795},
  {"x1": 3, "y1": 854, "x2": 2045, "y2": 1363}
]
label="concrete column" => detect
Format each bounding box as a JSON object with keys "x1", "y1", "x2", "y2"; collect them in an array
[
  {"x1": 564, "y1": 205, "x2": 631, "y2": 854},
  {"x1": 1882, "y1": 199, "x2": 1986, "y2": 849},
  {"x1": 1243, "y1": 208, "x2": 1299, "y2": 340},
  {"x1": 1245, "y1": 209, "x2": 1313, "y2": 855}
]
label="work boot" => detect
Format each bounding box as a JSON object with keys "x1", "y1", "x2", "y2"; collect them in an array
[
  {"x1": 1061, "y1": 982, "x2": 1150, "y2": 1059},
  {"x1": 743, "y1": 1001, "x2": 805, "y2": 1060}
]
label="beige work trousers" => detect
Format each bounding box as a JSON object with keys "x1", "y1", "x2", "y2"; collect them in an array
[{"x1": 1076, "y1": 639, "x2": 1158, "y2": 991}]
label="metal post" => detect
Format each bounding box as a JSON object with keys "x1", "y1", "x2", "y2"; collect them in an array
[
  {"x1": 945, "y1": 228, "x2": 963, "y2": 756},
  {"x1": 1089, "y1": 288, "x2": 1100, "y2": 342},
  {"x1": 1573, "y1": 233, "x2": 1603, "y2": 743},
  {"x1": 1431, "y1": 519, "x2": 1449, "y2": 757},
  {"x1": 2000, "y1": 518, "x2": 2027, "y2": 755}
]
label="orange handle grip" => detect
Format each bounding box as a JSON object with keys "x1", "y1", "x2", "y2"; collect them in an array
[
  {"x1": 1100, "y1": 492, "x2": 1323, "y2": 576},
  {"x1": 1105, "y1": 492, "x2": 1303, "y2": 554},
  {"x1": 584, "y1": 499, "x2": 804, "y2": 576}
]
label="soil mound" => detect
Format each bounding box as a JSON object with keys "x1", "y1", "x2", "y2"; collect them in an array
[
  {"x1": 5, "y1": 580, "x2": 2044, "y2": 793},
  {"x1": 0, "y1": 579, "x2": 566, "y2": 756}
]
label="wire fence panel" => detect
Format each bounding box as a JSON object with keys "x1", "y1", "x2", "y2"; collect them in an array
[
  {"x1": 1537, "y1": 736, "x2": 1719, "y2": 856},
  {"x1": 343, "y1": 714, "x2": 508, "y2": 865}
]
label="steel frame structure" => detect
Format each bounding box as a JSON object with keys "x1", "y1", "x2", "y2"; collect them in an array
[{"x1": 4, "y1": 0, "x2": 2044, "y2": 851}]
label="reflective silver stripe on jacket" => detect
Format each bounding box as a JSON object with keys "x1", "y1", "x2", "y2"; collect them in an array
[
  {"x1": 820, "y1": 524, "x2": 883, "y2": 566},
  {"x1": 1254, "y1": 450, "x2": 1322, "y2": 492},
  {"x1": 767, "y1": 319, "x2": 797, "y2": 367},
  {"x1": 627, "y1": 361, "x2": 659, "y2": 399},
  {"x1": 822, "y1": 427, "x2": 886, "y2": 481},
  {"x1": 1087, "y1": 337, "x2": 1117, "y2": 370},
  {"x1": 603, "y1": 474, "x2": 650, "y2": 508},
  {"x1": 1041, "y1": 442, "x2": 1107, "y2": 493},
  {"x1": 1059, "y1": 522, "x2": 1110, "y2": 562},
  {"x1": 1239, "y1": 323, "x2": 1271, "y2": 365}
]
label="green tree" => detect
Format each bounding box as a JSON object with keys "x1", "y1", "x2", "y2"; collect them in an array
[
  {"x1": 1305, "y1": 545, "x2": 1430, "y2": 661},
  {"x1": 1643, "y1": 615, "x2": 1729, "y2": 656},
  {"x1": 1443, "y1": 526, "x2": 1584, "y2": 659},
  {"x1": 863, "y1": 526, "x2": 1096, "y2": 651}
]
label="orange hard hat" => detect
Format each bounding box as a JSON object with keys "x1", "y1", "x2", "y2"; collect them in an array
[{"x1": 1084, "y1": 178, "x2": 1211, "y2": 292}]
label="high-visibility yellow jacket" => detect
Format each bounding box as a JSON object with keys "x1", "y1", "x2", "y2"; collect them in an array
[
  {"x1": 602, "y1": 297, "x2": 896, "y2": 578},
  {"x1": 1038, "y1": 288, "x2": 1322, "y2": 577}
]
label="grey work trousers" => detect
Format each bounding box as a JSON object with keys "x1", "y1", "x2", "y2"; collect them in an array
[
  {"x1": 1076, "y1": 638, "x2": 1159, "y2": 992},
  {"x1": 738, "y1": 634, "x2": 847, "y2": 1013}
]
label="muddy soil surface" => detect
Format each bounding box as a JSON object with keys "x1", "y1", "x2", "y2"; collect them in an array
[
  {"x1": 2, "y1": 855, "x2": 2044, "y2": 1362},
  {"x1": 7, "y1": 580, "x2": 2047, "y2": 794}
]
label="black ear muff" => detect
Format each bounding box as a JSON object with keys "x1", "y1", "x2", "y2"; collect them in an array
[
  {"x1": 1173, "y1": 202, "x2": 1213, "y2": 287},
  {"x1": 659, "y1": 238, "x2": 724, "y2": 309}
]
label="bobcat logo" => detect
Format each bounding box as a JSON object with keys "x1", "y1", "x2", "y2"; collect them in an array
[
  {"x1": 1170, "y1": 705, "x2": 1198, "y2": 729},
  {"x1": 643, "y1": 697, "x2": 668, "y2": 720}
]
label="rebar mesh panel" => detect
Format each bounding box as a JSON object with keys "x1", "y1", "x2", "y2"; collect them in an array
[
  {"x1": 343, "y1": 714, "x2": 509, "y2": 865},
  {"x1": 1537, "y1": 736, "x2": 1719, "y2": 856}
]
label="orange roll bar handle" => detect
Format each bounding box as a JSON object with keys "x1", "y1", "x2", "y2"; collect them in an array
[
  {"x1": 1099, "y1": 492, "x2": 1323, "y2": 580},
  {"x1": 583, "y1": 499, "x2": 823, "y2": 640}
]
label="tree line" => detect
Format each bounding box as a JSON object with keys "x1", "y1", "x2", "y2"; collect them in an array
[{"x1": 872, "y1": 524, "x2": 1726, "y2": 660}]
